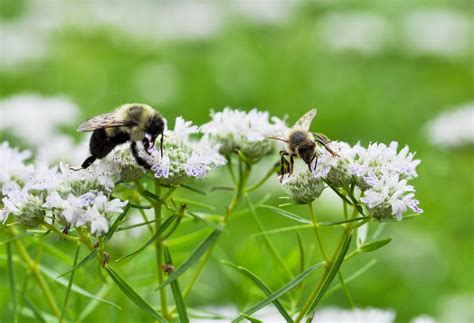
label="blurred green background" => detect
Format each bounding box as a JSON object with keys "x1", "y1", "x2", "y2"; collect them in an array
[{"x1": 1, "y1": 0, "x2": 473, "y2": 322}]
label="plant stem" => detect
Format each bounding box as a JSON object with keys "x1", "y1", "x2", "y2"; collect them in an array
[
  {"x1": 295, "y1": 216, "x2": 356, "y2": 322},
  {"x1": 246, "y1": 195, "x2": 294, "y2": 280},
  {"x1": 60, "y1": 243, "x2": 81, "y2": 323},
  {"x1": 153, "y1": 181, "x2": 170, "y2": 320},
  {"x1": 183, "y1": 159, "x2": 251, "y2": 299},
  {"x1": 308, "y1": 203, "x2": 329, "y2": 262},
  {"x1": 337, "y1": 271, "x2": 355, "y2": 308},
  {"x1": 8, "y1": 229, "x2": 61, "y2": 317}
]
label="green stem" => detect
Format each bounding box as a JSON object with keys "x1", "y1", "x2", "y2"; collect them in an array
[
  {"x1": 308, "y1": 203, "x2": 329, "y2": 262},
  {"x1": 153, "y1": 181, "x2": 170, "y2": 320},
  {"x1": 246, "y1": 196, "x2": 294, "y2": 280},
  {"x1": 8, "y1": 229, "x2": 61, "y2": 317},
  {"x1": 60, "y1": 243, "x2": 81, "y2": 323},
  {"x1": 296, "y1": 219, "x2": 355, "y2": 322},
  {"x1": 337, "y1": 272, "x2": 355, "y2": 308},
  {"x1": 183, "y1": 160, "x2": 251, "y2": 300}
]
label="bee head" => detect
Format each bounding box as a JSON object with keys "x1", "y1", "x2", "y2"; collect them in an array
[
  {"x1": 146, "y1": 115, "x2": 165, "y2": 142},
  {"x1": 297, "y1": 141, "x2": 316, "y2": 166}
]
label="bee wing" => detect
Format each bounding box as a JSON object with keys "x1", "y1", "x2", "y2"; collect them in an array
[
  {"x1": 294, "y1": 109, "x2": 317, "y2": 131},
  {"x1": 77, "y1": 112, "x2": 130, "y2": 132},
  {"x1": 265, "y1": 128, "x2": 290, "y2": 143}
]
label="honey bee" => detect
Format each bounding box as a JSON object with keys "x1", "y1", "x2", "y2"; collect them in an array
[
  {"x1": 75, "y1": 103, "x2": 165, "y2": 170},
  {"x1": 268, "y1": 109, "x2": 338, "y2": 178}
]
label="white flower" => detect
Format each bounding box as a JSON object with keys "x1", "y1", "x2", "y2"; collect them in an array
[
  {"x1": 200, "y1": 107, "x2": 286, "y2": 161},
  {"x1": 149, "y1": 117, "x2": 226, "y2": 184},
  {"x1": 410, "y1": 315, "x2": 435, "y2": 323},
  {"x1": 426, "y1": 102, "x2": 474, "y2": 148},
  {"x1": 317, "y1": 12, "x2": 393, "y2": 56},
  {"x1": 1, "y1": 188, "x2": 44, "y2": 226},
  {"x1": 0, "y1": 142, "x2": 35, "y2": 195},
  {"x1": 315, "y1": 307, "x2": 396, "y2": 323},
  {"x1": 402, "y1": 10, "x2": 470, "y2": 58},
  {"x1": 281, "y1": 170, "x2": 325, "y2": 204},
  {"x1": 0, "y1": 94, "x2": 79, "y2": 146}
]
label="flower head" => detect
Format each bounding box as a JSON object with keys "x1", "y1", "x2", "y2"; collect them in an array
[
  {"x1": 149, "y1": 117, "x2": 226, "y2": 184},
  {"x1": 200, "y1": 108, "x2": 286, "y2": 162},
  {"x1": 281, "y1": 170, "x2": 325, "y2": 204},
  {"x1": 0, "y1": 142, "x2": 35, "y2": 195}
]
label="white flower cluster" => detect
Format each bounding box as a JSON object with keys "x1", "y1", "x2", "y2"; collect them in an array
[
  {"x1": 0, "y1": 141, "x2": 128, "y2": 235},
  {"x1": 200, "y1": 107, "x2": 286, "y2": 162},
  {"x1": 152, "y1": 117, "x2": 226, "y2": 184},
  {"x1": 282, "y1": 141, "x2": 423, "y2": 221},
  {"x1": 315, "y1": 307, "x2": 396, "y2": 323}
]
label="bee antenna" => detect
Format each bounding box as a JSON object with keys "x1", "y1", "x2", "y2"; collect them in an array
[{"x1": 160, "y1": 133, "x2": 164, "y2": 158}]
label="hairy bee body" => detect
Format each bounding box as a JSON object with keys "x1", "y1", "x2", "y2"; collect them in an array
[
  {"x1": 287, "y1": 129, "x2": 315, "y2": 156},
  {"x1": 77, "y1": 103, "x2": 165, "y2": 170}
]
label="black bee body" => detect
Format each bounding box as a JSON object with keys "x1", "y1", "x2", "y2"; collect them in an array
[{"x1": 77, "y1": 104, "x2": 165, "y2": 170}]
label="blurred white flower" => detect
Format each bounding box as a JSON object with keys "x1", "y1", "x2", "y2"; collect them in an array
[
  {"x1": 410, "y1": 315, "x2": 435, "y2": 323},
  {"x1": 402, "y1": 10, "x2": 470, "y2": 58},
  {"x1": 426, "y1": 102, "x2": 474, "y2": 148},
  {"x1": 315, "y1": 307, "x2": 396, "y2": 323},
  {"x1": 231, "y1": 0, "x2": 294, "y2": 24},
  {"x1": 200, "y1": 108, "x2": 286, "y2": 161},
  {"x1": 317, "y1": 12, "x2": 393, "y2": 55},
  {"x1": 0, "y1": 94, "x2": 79, "y2": 146},
  {"x1": 0, "y1": 142, "x2": 35, "y2": 195}
]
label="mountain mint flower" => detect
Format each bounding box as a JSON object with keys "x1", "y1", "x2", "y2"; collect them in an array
[
  {"x1": 151, "y1": 117, "x2": 226, "y2": 184},
  {"x1": 0, "y1": 142, "x2": 35, "y2": 195},
  {"x1": 316, "y1": 307, "x2": 396, "y2": 323},
  {"x1": 281, "y1": 170, "x2": 325, "y2": 204},
  {"x1": 200, "y1": 108, "x2": 286, "y2": 162}
]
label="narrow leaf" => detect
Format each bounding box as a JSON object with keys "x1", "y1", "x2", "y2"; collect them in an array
[
  {"x1": 7, "y1": 243, "x2": 18, "y2": 322},
  {"x1": 178, "y1": 184, "x2": 207, "y2": 195},
  {"x1": 128, "y1": 203, "x2": 152, "y2": 209},
  {"x1": 77, "y1": 283, "x2": 113, "y2": 321},
  {"x1": 296, "y1": 232, "x2": 305, "y2": 275},
  {"x1": 306, "y1": 235, "x2": 353, "y2": 313},
  {"x1": 118, "y1": 219, "x2": 156, "y2": 232},
  {"x1": 186, "y1": 211, "x2": 224, "y2": 231},
  {"x1": 104, "y1": 204, "x2": 131, "y2": 243},
  {"x1": 116, "y1": 214, "x2": 176, "y2": 262},
  {"x1": 164, "y1": 247, "x2": 189, "y2": 323},
  {"x1": 172, "y1": 198, "x2": 216, "y2": 211},
  {"x1": 239, "y1": 313, "x2": 263, "y2": 322},
  {"x1": 155, "y1": 230, "x2": 221, "y2": 291},
  {"x1": 223, "y1": 261, "x2": 293, "y2": 322},
  {"x1": 60, "y1": 244, "x2": 81, "y2": 322},
  {"x1": 233, "y1": 262, "x2": 324, "y2": 322},
  {"x1": 319, "y1": 217, "x2": 371, "y2": 226},
  {"x1": 359, "y1": 238, "x2": 392, "y2": 252},
  {"x1": 105, "y1": 266, "x2": 166, "y2": 322},
  {"x1": 57, "y1": 249, "x2": 98, "y2": 278},
  {"x1": 41, "y1": 265, "x2": 121, "y2": 309},
  {"x1": 21, "y1": 296, "x2": 46, "y2": 323},
  {"x1": 260, "y1": 205, "x2": 311, "y2": 224},
  {"x1": 251, "y1": 225, "x2": 313, "y2": 238},
  {"x1": 326, "y1": 260, "x2": 376, "y2": 297}
]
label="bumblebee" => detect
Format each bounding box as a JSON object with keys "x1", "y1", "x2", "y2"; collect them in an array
[
  {"x1": 76, "y1": 103, "x2": 165, "y2": 170},
  {"x1": 268, "y1": 109, "x2": 338, "y2": 178}
]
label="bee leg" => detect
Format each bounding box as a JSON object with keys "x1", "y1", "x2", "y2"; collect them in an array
[
  {"x1": 80, "y1": 156, "x2": 97, "y2": 169},
  {"x1": 142, "y1": 137, "x2": 152, "y2": 155},
  {"x1": 310, "y1": 154, "x2": 318, "y2": 172},
  {"x1": 130, "y1": 142, "x2": 152, "y2": 170},
  {"x1": 160, "y1": 133, "x2": 164, "y2": 158},
  {"x1": 279, "y1": 150, "x2": 290, "y2": 181},
  {"x1": 315, "y1": 134, "x2": 339, "y2": 157},
  {"x1": 289, "y1": 154, "x2": 295, "y2": 175}
]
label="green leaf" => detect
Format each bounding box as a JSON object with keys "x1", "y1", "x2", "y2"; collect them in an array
[
  {"x1": 326, "y1": 260, "x2": 376, "y2": 297},
  {"x1": 239, "y1": 313, "x2": 263, "y2": 322},
  {"x1": 172, "y1": 198, "x2": 216, "y2": 211},
  {"x1": 296, "y1": 232, "x2": 305, "y2": 275},
  {"x1": 57, "y1": 249, "x2": 98, "y2": 278},
  {"x1": 164, "y1": 247, "x2": 189, "y2": 323},
  {"x1": 60, "y1": 244, "x2": 81, "y2": 322},
  {"x1": 118, "y1": 219, "x2": 156, "y2": 232},
  {"x1": 260, "y1": 205, "x2": 311, "y2": 224},
  {"x1": 77, "y1": 283, "x2": 113, "y2": 321},
  {"x1": 233, "y1": 262, "x2": 324, "y2": 322},
  {"x1": 41, "y1": 265, "x2": 121, "y2": 309},
  {"x1": 319, "y1": 217, "x2": 371, "y2": 226},
  {"x1": 155, "y1": 230, "x2": 221, "y2": 291},
  {"x1": 6, "y1": 243, "x2": 18, "y2": 323},
  {"x1": 251, "y1": 224, "x2": 313, "y2": 238},
  {"x1": 186, "y1": 211, "x2": 225, "y2": 231},
  {"x1": 306, "y1": 235, "x2": 353, "y2": 313},
  {"x1": 359, "y1": 238, "x2": 392, "y2": 252},
  {"x1": 104, "y1": 204, "x2": 131, "y2": 243},
  {"x1": 178, "y1": 184, "x2": 207, "y2": 195},
  {"x1": 128, "y1": 203, "x2": 152, "y2": 209},
  {"x1": 105, "y1": 266, "x2": 166, "y2": 322},
  {"x1": 222, "y1": 261, "x2": 293, "y2": 322},
  {"x1": 116, "y1": 214, "x2": 176, "y2": 262}
]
